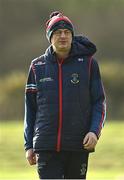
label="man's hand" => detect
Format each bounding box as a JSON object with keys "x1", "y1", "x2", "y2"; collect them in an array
[
  {"x1": 83, "y1": 132, "x2": 98, "y2": 150},
  {"x1": 26, "y1": 148, "x2": 36, "y2": 165}
]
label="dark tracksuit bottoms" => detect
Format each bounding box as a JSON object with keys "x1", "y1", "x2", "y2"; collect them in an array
[{"x1": 36, "y1": 151, "x2": 89, "y2": 179}]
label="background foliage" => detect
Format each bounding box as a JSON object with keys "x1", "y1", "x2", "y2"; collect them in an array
[
  {"x1": 0, "y1": 1, "x2": 124, "y2": 179},
  {"x1": 0, "y1": 0, "x2": 124, "y2": 119}
]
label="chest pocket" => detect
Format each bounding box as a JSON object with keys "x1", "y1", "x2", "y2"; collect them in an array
[
  {"x1": 37, "y1": 76, "x2": 58, "y2": 105},
  {"x1": 36, "y1": 64, "x2": 57, "y2": 92}
]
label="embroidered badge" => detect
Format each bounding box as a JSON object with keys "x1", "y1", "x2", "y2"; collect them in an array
[
  {"x1": 78, "y1": 58, "x2": 84, "y2": 62},
  {"x1": 35, "y1": 61, "x2": 46, "y2": 65},
  {"x1": 80, "y1": 163, "x2": 87, "y2": 176},
  {"x1": 39, "y1": 77, "x2": 54, "y2": 83},
  {"x1": 71, "y1": 73, "x2": 80, "y2": 84}
]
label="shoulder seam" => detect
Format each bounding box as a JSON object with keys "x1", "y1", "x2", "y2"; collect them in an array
[{"x1": 32, "y1": 55, "x2": 45, "y2": 64}]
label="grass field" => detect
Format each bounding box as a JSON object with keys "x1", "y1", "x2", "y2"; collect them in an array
[{"x1": 0, "y1": 120, "x2": 124, "y2": 180}]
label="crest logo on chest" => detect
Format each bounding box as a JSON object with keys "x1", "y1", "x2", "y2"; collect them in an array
[{"x1": 71, "y1": 73, "x2": 80, "y2": 84}]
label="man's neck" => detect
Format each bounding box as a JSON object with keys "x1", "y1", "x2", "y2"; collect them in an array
[
  {"x1": 52, "y1": 45, "x2": 71, "y2": 60},
  {"x1": 56, "y1": 51, "x2": 69, "y2": 59}
]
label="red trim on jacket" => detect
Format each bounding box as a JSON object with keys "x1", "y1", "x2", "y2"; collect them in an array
[
  {"x1": 26, "y1": 89, "x2": 38, "y2": 93},
  {"x1": 56, "y1": 59, "x2": 64, "y2": 152},
  {"x1": 97, "y1": 103, "x2": 105, "y2": 137},
  {"x1": 97, "y1": 82, "x2": 106, "y2": 137}
]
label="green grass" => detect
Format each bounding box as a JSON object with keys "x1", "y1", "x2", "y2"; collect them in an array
[{"x1": 0, "y1": 120, "x2": 124, "y2": 180}]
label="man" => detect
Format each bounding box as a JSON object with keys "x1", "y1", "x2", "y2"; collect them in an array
[{"x1": 24, "y1": 11, "x2": 106, "y2": 179}]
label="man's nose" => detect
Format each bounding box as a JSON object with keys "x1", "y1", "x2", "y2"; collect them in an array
[{"x1": 60, "y1": 32, "x2": 66, "y2": 38}]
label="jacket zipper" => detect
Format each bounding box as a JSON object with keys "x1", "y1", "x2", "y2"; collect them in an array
[{"x1": 56, "y1": 59, "x2": 63, "y2": 152}]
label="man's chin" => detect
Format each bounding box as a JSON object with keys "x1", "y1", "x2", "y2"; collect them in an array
[{"x1": 58, "y1": 45, "x2": 69, "y2": 50}]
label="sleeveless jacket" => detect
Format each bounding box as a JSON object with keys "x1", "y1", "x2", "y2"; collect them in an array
[{"x1": 24, "y1": 36, "x2": 106, "y2": 152}]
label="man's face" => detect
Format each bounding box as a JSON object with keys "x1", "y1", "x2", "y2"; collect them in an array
[{"x1": 51, "y1": 29, "x2": 72, "y2": 52}]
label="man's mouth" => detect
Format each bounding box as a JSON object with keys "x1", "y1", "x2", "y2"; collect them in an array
[{"x1": 59, "y1": 41, "x2": 67, "y2": 44}]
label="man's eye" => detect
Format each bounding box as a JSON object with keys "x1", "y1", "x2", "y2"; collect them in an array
[
  {"x1": 54, "y1": 31, "x2": 61, "y2": 35},
  {"x1": 65, "y1": 31, "x2": 70, "y2": 34}
]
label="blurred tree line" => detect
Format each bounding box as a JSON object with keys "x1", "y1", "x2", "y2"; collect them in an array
[{"x1": 0, "y1": 0, "x2": 124, "y2": 120}]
